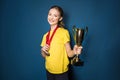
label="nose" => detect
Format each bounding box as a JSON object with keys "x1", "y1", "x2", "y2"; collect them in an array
[
  {"x1": 50, "y1": 15, "x2": 54, "y2": 19},
  {"x1": 49, "y1": 16, "x2": 54, "y2": 21}
]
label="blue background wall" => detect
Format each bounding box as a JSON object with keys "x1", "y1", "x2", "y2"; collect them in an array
[{"x1": 1, "y1": 0, "x2": 120, "y2": 80}]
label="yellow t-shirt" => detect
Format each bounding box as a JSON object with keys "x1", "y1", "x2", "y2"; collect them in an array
[{"x1": 41, "y1": 27, "x2": 70, "y2": 74}]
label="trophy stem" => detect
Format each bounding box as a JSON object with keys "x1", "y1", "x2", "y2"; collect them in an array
[{"x1": 76, "y1": 54, "x2": 79, "y2": 62}]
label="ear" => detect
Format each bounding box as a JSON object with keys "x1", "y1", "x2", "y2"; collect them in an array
[{"x1": 59, "y1": 17, "x2": 63, "y2": 21}]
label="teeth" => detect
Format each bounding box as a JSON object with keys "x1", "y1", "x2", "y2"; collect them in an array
[{"x1": 49, "y1": 20, "x2": 54, "y2": 22}]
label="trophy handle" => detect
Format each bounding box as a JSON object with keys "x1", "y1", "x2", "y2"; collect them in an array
[
  {"x1": 72, "y1": 25, "x2": 77, "y2": 44},
  {"x1": 83, "y1": 26, "x2": 88, "y2": 40}
]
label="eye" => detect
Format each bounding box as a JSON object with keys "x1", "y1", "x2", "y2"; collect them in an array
[
  {"x1": 54, "y1": 14, "x2": 58, "y2": 17},
  {"x1": 55, "y1": 15, "x2": 57, "y2": 17}
]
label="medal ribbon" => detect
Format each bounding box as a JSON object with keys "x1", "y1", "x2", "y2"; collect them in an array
[{"x1": 46, "y1": 26, "x2": 58, "y2": 46}]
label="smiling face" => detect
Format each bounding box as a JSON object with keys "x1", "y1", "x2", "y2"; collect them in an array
[{"x1": 47, "y1": 8, "x2": 63, "y2": 27}]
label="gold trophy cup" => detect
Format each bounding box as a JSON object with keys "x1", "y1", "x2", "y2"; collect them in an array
[{"x1": 71, "y1": 25, "x2": 88, "y2": 66}]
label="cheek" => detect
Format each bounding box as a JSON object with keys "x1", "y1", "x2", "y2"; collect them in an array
[
  {"x1": 54, "y1": 17, "x2": 60, "y2": 21},
  {"x1": 47, "y1": 15, "x2": 50, "y2": 19},
  {"x1": 47, "y1": 16, "x2": 51, "y2": 22}
]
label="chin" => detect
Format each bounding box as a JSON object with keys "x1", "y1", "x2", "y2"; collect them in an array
[{"x1": 49, "y1": 23, "x2": 57, "y2": 26}]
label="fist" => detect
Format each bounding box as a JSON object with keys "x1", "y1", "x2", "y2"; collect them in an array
[
  {"x1": 73, "y1": 45, "x2": 83, "y2": 55},
  {"x1": 41, "y1": 44, "x2": 50, "y2": 57},
  {"x1": 42, "y1": 44, "x2": 50, "y2": 52}
]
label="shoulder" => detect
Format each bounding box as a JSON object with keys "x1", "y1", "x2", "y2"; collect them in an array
[
  {"x1": 42, "y1": 32, "x2": 48, "y2": 38},
  {"x1": 58, "y1": 27, "x2": 69, "y2": 33}
]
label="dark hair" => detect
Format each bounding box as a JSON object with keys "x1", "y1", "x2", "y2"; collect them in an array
[{"x1": 49, "y1": 5, "x2": 64, "y2": 28}]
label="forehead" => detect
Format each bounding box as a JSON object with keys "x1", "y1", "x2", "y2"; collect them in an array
[{"x1": 49, "y1": 8, "x2": 60, "y2": 15}]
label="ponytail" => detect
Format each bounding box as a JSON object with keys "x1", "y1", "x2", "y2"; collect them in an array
[{"x1": 58, "y1": 20, "x2": 64, "y2": 28}]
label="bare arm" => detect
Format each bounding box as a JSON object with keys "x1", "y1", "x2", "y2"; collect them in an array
[{"x1": 65, "y1": 42, "x2": 82, "y2": 57}]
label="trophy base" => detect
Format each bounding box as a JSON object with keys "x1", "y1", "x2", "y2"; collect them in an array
[
  {"x1": 73, "y1": 60, "x2": 84, "y2": 66},
  {"x1": 71, "y1": 57, "x2": 84, "y2": 66}
]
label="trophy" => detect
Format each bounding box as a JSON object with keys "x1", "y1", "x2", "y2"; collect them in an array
[{"x1": 71, "y1": 25, "x2": 88, "y2": 66}]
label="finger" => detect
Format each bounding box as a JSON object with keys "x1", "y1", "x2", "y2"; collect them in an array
[
  {"x1": 45, "y1": 44, "x2": 50, "y2": 49},
  {"x1": 42, "y1": 47, "x2": 46, "y2": 51},
  {"x1": 46, "y1": 44, "x2": 50, "y2": 47},
  {"x1": 80, "y1": 46, "x2": 83, "y2": 49},
  {"x1": 78, "y1": 46, "x2": 83, "y2": 49}
]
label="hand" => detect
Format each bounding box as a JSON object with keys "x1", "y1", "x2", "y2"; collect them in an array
[
  {"x1": 73, "y1": 45, "x2": 83, "y2": 55},
  {"x1": 41, "y1": 44, "x2": 50, "y2": 56}
]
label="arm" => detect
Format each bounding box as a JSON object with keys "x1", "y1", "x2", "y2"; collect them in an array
[{"x1": 65, "y1": 42, "x2": 82, "y2": 57}]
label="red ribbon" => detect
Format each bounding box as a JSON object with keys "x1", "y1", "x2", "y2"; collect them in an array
[{"x1": 46, "y1": 26, "x2": 58, "y2": 46}]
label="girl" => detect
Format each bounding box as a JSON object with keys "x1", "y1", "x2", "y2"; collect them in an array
[{"x1": 40, "y1": 5, "x2": 82, "y2": 80}]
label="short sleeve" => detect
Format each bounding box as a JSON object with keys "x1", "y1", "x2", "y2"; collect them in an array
[
  {"x1": 40, "y1": 34, "x2": 46, "y2": 47},
  {"x1": 63, "y1": 30, "x2": 70, "y2": 44}
]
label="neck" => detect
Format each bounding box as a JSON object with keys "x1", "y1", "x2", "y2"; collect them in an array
[{"x1": 50, "y1": 25, "x2": 58, "y2": 31}]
